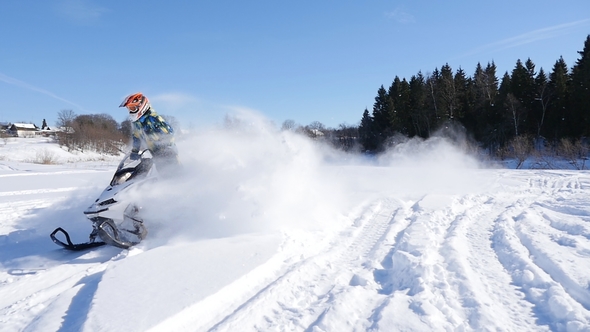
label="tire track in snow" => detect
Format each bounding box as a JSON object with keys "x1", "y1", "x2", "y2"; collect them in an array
[
  {"x1": 492, "y1": 172, "x2": 590, "y2": 331},
  {"x1": 370, "y1": 188, "x2": 541, "y2": 331},
  {"x1": 521, "y1": 174, "x2": 590, "y2": 312},
  {"x1": 201, "y1": 198, "x2": 402, "y2": 331},
  {"x1": 301, "y1": 198, "x2": 414, "y2": 332},
  {"x1": 516, "y1": 214, "x2": 590, "y2": 310},
  {"x1": 440, "y1": 193, "x2": 539, "y2": 330},
  {"x1": 370, "y1": 194, "x2": 475, "y2": 331}
]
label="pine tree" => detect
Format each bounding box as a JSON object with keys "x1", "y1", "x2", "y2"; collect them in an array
[
  {"x1": 508, "y1": 59, "x2": 537, "y2": 136},
  {"x1": 388, "y1": 76, "x2": 411, "y2": 135},
  {"x1": 358, "y1": 108, "x2": 376, "y2": 151},
  {"x1": 547, "y1": 56, "x2": 570, "y2": 139},
  {"x1": 408, "y1": 72, "x2": 429, "y2": 137},
  {"x1": 371, "y1": 85, "x2": 394, "y2": 149},
  {"x1": 426, "y1": 68, "x2": 442, "y2": 130},
  {"x1": 438, "y1": 64, "x2": 458, "y2": 120},
  {"x1": 570, "y1": 35, "x2": 590, "y2": 136},
  {"x1": 484, "y1": 72, "x2": 514, "y2": 150},
  {"x1": 468, "y1": 62, "x2": 499, "y2": 142},
  {"x1": 453, "y1": 67, "x2": 470, "y2": 121}
]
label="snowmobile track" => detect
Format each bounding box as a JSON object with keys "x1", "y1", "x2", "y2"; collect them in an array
[
  {"x1": 492, "y1": 173, "x2": 590, "y2": 330},
  {"x1": 206, "y1": 198, "x2": 401, "y2": 332}
]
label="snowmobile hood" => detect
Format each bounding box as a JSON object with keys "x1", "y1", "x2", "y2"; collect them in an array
[{"x1": 84, "y1": 151, "x2": 157, "y2": 217}]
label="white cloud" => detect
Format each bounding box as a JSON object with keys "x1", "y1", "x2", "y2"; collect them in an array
[
  {"x1": 462, "y1": 19, "x2": 590, "y2": 57},
  {"x1": 385, "y1": 9, "x2": 415, "y2": 24},
  {"x1": 0, "y1": 72, "x2": 85, "y2": 110},
  {"x1": 56, "y1": 0, "x2": 107, "y2": 24},
  {"x1": 151, "y1": 92, "x2": 200, "y2": 110}
]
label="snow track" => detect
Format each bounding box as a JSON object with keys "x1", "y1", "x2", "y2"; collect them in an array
[
  {"x1": 491, "y1": 172, "x2": 590, "y2": 331},
  {"x1": 194, "y1": 198, "x2": 402, "y2": 331},
  {"x1": 183, "y1": 170, "x2": 590, "y2": 332}
]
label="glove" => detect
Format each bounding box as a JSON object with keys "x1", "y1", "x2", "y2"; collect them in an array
[{"x1": 130, "y1": 150, "x2": 140, "y2": 160}]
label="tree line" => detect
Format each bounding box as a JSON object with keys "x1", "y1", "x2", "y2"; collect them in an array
[
  {"x1": 55, "y1": 109, "x2": 128, "y2": 154},
  {"x1": 356, "y1": 35, "x2": 590, "y2": 156}
]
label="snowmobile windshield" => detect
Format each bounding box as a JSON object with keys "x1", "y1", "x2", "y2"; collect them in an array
[
  {"x1": 110, "y1": 158, "x2": 153, "y2": 187},
  {"x1": 111, "y1": 171, "x2": 133, "y2": 186}
]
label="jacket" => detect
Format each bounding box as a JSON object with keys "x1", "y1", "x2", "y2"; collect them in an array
[{"x1": 131, "y1": 107, "x2": 175, "y2": 154}]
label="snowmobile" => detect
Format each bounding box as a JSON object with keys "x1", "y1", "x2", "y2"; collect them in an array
[{"x1": 51, "y1": 149, "x2": 158, "y2": 250}]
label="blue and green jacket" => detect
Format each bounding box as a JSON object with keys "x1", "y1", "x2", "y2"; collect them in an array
[{"x1": 132, "y1": 108, "x2": 175, "y2": 153}]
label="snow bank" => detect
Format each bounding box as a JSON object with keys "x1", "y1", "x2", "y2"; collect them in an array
[{"x1": 0, "y1": 137, "x2": 121, "y2": 164}]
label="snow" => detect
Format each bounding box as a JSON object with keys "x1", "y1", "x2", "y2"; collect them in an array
[{"x1": 2, "y1": 114, "x2": 590, "y2": 331}]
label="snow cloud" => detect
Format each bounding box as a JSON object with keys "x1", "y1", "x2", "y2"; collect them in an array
[
  {"x1": 134, "y1": 111, "x2": 484, "y2": 247},
  {"x1": 139, "y1": 110, "x2": 348, "y2": 244}
]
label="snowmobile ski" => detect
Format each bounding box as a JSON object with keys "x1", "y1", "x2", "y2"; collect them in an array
[
  {"x1": 50, "y1": 227, "x2": 106, "y2": 251},
  {"x1": 90, "y1": 217, "x2": 146, "y2": 249}
]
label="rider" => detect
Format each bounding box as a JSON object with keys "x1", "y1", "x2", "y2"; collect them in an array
[{"x1": 119, "y1": 92, "x2": 178, "y2": 172}]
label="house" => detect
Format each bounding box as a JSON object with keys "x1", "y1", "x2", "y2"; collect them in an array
[
  {"x1": 8, "y1": 123, "x2": 38, "y2": 138},
  {"x1": 38, "y1": 127, "x2": 59, "y2": 137},
  {"x1": 0, "y1": 122, "x2": 10, "y2": 133}
]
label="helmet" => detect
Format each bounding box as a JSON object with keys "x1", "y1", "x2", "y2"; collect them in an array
[{"x1": 120, "y1": 92, "x2": 150, "y2": 122}]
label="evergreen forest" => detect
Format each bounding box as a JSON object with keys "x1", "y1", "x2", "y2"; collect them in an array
[{"x1": 353, "y1": 35, "x2": 590, "y2": 158}]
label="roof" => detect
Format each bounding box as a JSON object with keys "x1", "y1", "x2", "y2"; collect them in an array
[{"x1": 11, "y1": 123, "x2": 38, "y2": 130}]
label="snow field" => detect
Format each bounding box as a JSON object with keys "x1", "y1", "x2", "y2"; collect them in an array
[{"x1": 1, "y1": 112, "x2": 590, "y2": 331}]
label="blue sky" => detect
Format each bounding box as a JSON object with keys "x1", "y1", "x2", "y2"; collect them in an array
[{"x1": 1, "y1": 0, "x2": 589, "y2": 129}]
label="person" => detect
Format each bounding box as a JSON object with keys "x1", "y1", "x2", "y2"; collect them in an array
[{"x1": 119, "y1": 92, "x2": 178, "y2": 173}]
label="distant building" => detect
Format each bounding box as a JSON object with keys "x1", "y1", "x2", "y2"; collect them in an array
[
  {"x1": 0, "y1": 122, "x2": 10, "y2": 133},
  {"x1": 38, "y1": 126, "x2": 59, "y2": 137},
  {"x1": 8, "y1": 123, "x2": 38, "y2": 138}
]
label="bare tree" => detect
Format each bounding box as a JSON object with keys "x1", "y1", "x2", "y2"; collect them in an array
[
  {"x1": 302, "y1": 121, "x2": 326, "y2": 139},
  {"x1": 332, "y1": 123, "x2": 359, "y2": 151},
  {"x1": 534, "y1": 84, "x2": 551, "y2": 138},
  {"x1": 56, "y1": 109, "x2": 76, "y2": 132},
  {"x1": 505, "y1": 93, "x2": 523, "y2": 136},
  {"x1": 508, "y1": 135, "x2": 533, "y2": 169},
  {"x1": 281, "y1": 119, "x2": 297, "y2": 131},
  {"x1": 558, "y1": 138, "x2": 588, "y2": 170},
  {"x1": 56, "y1": 112, "x2": 125, "y2": 155}
]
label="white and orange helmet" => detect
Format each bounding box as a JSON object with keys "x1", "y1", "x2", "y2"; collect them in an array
[{"x1": 120, "y1": 92, "x2": 150, "y2": 122}]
